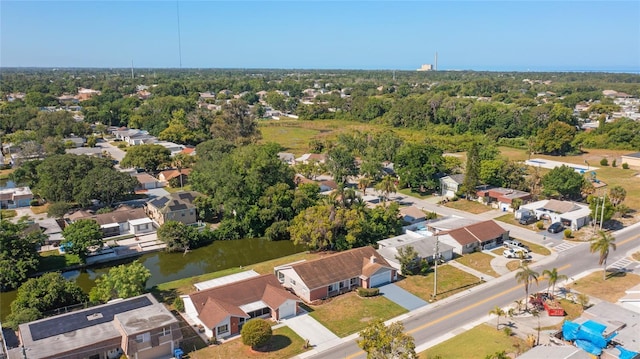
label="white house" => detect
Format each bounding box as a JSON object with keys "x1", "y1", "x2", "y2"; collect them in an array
[
  {"x1": 519, "y1": 199, "x2": 591, "y2": 230},
  {"x1": 377, "y1": 233, "x2": 454, "y2": 273}
]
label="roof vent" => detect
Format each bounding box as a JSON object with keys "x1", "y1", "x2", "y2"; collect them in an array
[
  {"x1": 370, "y1": 255, "x2": 377, "y2": 264},
  {"x1": 87, "y1": 312, "x2": 103, "y2": 321}
]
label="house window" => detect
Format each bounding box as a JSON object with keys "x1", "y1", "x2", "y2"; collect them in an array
[
  {"x1": 162, "y1": 326, "x2": 171, "y2": 336},
  {"x1": 350, "y1": 278, "x2": 358, "y2": 286},
  {"x1": 135, "y1": 332, "x2": 151, "y2": 343},
  {"x1": 339, "y1": 281, "x2": 345, "y2": 289},
  {"x1": 328, "y1": 284, "x2": 336, "y2": 292},
  {"x1": 217, "y1": 324, "x2": 229, "y2": 335}
]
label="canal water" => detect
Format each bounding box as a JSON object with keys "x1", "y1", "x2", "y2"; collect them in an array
[{"x1": 0, "y1": 237, "x2": 306, "y2": 322}]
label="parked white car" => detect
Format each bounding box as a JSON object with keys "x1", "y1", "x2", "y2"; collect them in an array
[{"x1": 503, "y1": 248, "x2": 530, "y2": 259}]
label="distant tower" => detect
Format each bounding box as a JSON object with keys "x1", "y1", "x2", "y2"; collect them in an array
[
  {"x1": 435, "y1": 52, "x2": 438, "y2": 71},
  {"x1": 131, "y1": 60, "x2": 134, "y2": 79}
]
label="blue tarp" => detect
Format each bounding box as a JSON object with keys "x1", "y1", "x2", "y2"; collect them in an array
[
  {"x1": 562, "y1": 321, "x2": 580, "y2": 341},
  {"x1": 617, "y1": 346, "x2": 639, "y2": 359},
  {"x1": 562, "y1": 320, "x2": 612, "y2": 356},
  {"x1": 576, "y1": 339, "x2": 603, "y2": 356}
]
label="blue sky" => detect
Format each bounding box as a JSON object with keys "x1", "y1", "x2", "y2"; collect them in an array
[{"x1": 1, "y1": 1, "x2": 639, "y2": 71}]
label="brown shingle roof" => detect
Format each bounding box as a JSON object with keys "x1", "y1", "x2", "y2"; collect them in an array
[
  {"x1": 399, "y1": 206, "x2": 426, "y2": 220},
  {"x1": 159, "y1": 168, "x2": 192, "y2": 181},
  {"x1": 290, "y1": 247, "x2": 393, "y2": 290},
  {"x1": 68, "y1": 206, "x2": 147, "y2": 226},
  {"x1": 188, "y1": 274, "x2": 299, "y2": 329},
  {"x1": 447, "y1": 220, "x2": 507, "y2": 245},
  {"x1": 543, "y1": 199, "x2": 577, "y2": 214}
]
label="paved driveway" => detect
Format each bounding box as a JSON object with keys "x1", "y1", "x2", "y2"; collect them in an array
[
  {"x1": 378, "y1": 283, "x2": 428, "y2": 311},
  {"x1": 282, "y1": 314, "x2": 339, "y2": 348}
]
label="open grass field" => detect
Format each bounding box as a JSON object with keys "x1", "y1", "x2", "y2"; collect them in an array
[
  {"x1": 307, "y1": 292, "x2": 407, "y2": 337},
  {"x1": 189, "y1": 326, "x2": 308, "y2": 359},
  {"x1": 443, "y1": 199, "x2": 491, "y2": 214},
  {"x1": 455, "y1": 252, "x2": 500, "y2": 278},
  {"x1": 569, "y1": 272, "x2": 640, "y2": 302},
  {"x1": 420, "y1": 323, "x2": 527, "y2": 359},
  {"x1": 396, "y1": 264, "x2": 481, "y2": 301}
]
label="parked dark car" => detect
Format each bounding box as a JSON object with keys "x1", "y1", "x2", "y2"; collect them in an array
[
  {"x1": 548, "y1": 222, "x2": 564, "y2": 233},
  {"x1": 519, "y1": 214, "x2": 536, "y2": 225}
]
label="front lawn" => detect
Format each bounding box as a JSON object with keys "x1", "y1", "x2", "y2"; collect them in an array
[
  {"x1": 396, "y1": 264, "x2": 481, "y2": 301},
  {"x1": 455, "y1": 252, "x2": 500, "y2": 278},
  {"x1": 31, "y1": 202, "x2": 50, "y2": 215},
  {"x1": 398, "y1": 188, "x2": 434, "y2": 200},
  {"x1": 1, "y1": 209, "x2": 17, "y2": 218},
  {"x1": 189, "y1": 326, "x2": 307, "y2": 359},
  {"x1": 307, "y1": 292, "x2": 407, "y2": 337},
  {"x1": 420, "y1": 323, "x2": 526, "y2": 359},
  {"x1": 569, "y1": 272, "x2": 640, "y2": 302},
  {"x1": 443, "y1": 200, "x2": 491, "y2": 214},
  {"x1": 517, "y1": 239, "x2": 551, "y2": 256}
]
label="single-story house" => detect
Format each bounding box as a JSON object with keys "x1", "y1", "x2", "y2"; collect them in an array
[
  {"x1": 62, "y1": 136, "x2": 86, "y2": 148},
  {"x1": 133, "y1": 173, "x2": 163, "y2": 190},
  {"x1": 295, "y1": 153, "x2": 326, "y2": 164},
  {"x1": 18, "y1": 293, "x2": 182, "y2": 359},
  {"x1": 377, "y1": 233, "x2": 454, "y2": 273},
  {"x1": 274, "y1": 246, "x2": 397, "y2": 303},
  {"x1": 158, "y1": 168, "x2": 191, "y2": 186},
  {"x1": 0, "y1": 186, "x2": 33, "y2": 209},
  {"x1": 294, "y1": 175, "x2": 338, "y2": 193},
  {"x1": 67, "y1": 206, "x2": 154, "y2": 237},
  {"x1": 182, "y1": 273, "x2": 300, "y2": 340},
  {"x1": 437, "y1": 220, "x2": 509, "y2": 254},
  {"x1": 621, "y1": 152, "x2": 640, "y2": 169},
  {"x1": 65, "y1": 147, "x2": 104, "y2": 157},
  {"x1": 410, "y1": 216, "x2": 481, "y2": 235},
  {"x1": 619, "y1": 283, "x2": 640, "y2": 314},
  {"x1": 476, "y1": 186, "x2": 531, "y2": 212},
  {"x1": 146, "y1": 191, "x2": 199, "y2": 225},
  {"x1": 26, "y1": 218, "x2": 65, "y2": 245},
  {"x1": 519, "y1": 199, "x2": 591, "y2": 231},
  {"x1": 154, "y1": 141, "x2": 185, "y2": 156},
  {"x1": 439, "y1": 174, "x2": 465, "y2": 198},
  {"x1": 399, "y1": 206, "x2": 427, "y2": 224},
  {"x1": 278, "y1": 152, "x2": 296, "y2": 166}
]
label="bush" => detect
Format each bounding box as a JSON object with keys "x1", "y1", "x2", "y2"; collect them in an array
[
  {"x1": 563, "y1": 229, "x2": 572, "y2": 238},
  {"x1": 173, "y1": 296, "x2": 184, "y2": 312},
  {"x1": 357, "y1": 287, "x2": 380, "y2": 297},
  {"x1": 536, "y1": 221, "x2": 544, "y2": 230},
  {"x1": 503, "y1": 327, "x2": 513, "y2": 337},
  {"x1": 600, "y1": 158, "x2": 608, "y2": 166},
  {"x1": 29, "y1": 199, "x2": 40, "y2": 206},
  {"x1": 611, "y1": 159, "x2": 617, "y2": 167},
  {"x1": 622, "y1": 162, "x2": 629, "y2": 169},
  {"x1": 241, "y1": 318, "x2": 272, "y2": 349}
]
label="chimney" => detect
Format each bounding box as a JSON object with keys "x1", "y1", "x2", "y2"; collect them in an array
[{"x1": 370, "y1": 255, "x2": 377, "y2": 264}]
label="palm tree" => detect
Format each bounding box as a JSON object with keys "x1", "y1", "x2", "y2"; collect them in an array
[
  {"x1": 488, "y1": 306, "x2": 505, "y2": 330},
  {"x1": 358, "y1": 176, "x2": 372, "y2": 196},
  {"x1": 542, "y1": 268, "x2": 568, "y2": 296},
  {"x1": 515, "y1": 264, "x2": 539, "y2": 311},
  {"x1": 590, "y1": 230, "x2": 616, "y2": 280},
  {"x1": 375, "y1": 175, "x2": 397, "y2": 203}
]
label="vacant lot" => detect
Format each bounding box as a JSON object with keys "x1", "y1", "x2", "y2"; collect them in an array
[
  {"x1": 396, "y1": 265, "x2": 481, "y2": 301},
  {"x1": 420, "y1": 323, "x2": 526, "y2": 359},
  {"x1": 307, "y1": 292, "x2": 407, "y2": 337},
  {"x1": 455, "y1": 252, "x2": 500, "y2": 277},
  {"x1": 189, "y1": 326, "x2": 307, "y2": 359},
  {"x1": 569, "y1": 272, "x2": 640, "y2": 302},
  {"x1": 443, "y1": 199, "x2": 491, "y2": 214}
]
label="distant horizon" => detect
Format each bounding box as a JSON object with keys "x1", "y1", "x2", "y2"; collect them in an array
[{"x1": 2, "y1": 1, "x2": 638, "y2": 70}]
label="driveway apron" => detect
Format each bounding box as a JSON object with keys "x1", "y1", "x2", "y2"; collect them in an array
[
  {"x1": 282, "y1": 314, "x2": 339, "y2": 348},
  {"x1": 378, "y1": 283, "x2": 428, "y2": 311}
]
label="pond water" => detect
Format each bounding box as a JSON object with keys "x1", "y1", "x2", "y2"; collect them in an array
[{"x1": 0, "y1": 237, "x2": 306, "y2": 322}]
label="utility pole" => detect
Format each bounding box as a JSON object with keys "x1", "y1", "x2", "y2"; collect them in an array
[
  {"x1": 433, "y1": 235, "x2": 439, "y2": 300},
  {"x1": 593, "y1": 195, "x2": 600, "y2": 234},
  {"x1": 600, "y1": 193, "x2": 606, "y2": 230}
]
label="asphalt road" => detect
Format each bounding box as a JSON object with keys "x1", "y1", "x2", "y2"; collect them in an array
[{"x1": 307, "y1": 222, "x2": 640, "y2": 359}]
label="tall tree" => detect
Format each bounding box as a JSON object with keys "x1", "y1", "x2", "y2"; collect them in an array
[
  {"x1": 120, "y1": 144, "x2": 171, "y2": 173},
  {"x1": 0, "y1": 220, "x2": 45, "y2": 291},
  {"x1": 7, "y1": 272, "x2": 87, "y2": 329},
  {"x1": 358, "y1": 320, "x2": 417, "y2": 359},
  {"x1": 541, "y1": 268, "x2": 568, "y2": 296},
  {"x1": 608, "y1": 185, "x2": 627, "y2": 207},
  {"x1": 541, "y1": 165, "x2": 585, "y2": 200},
  {"x1": 534, "y1": 121, "x2": 576, "y2": 155},
  {"x1": 395, "y1": 245, "x2": 419, "y2": 275},
  {"x1": 462, "y1": 142, "x2": 481, "y2": 199},
  {"x1": 76, "y1": 167, "x2": 137, "y2": 207},
  {"x1": 61, "y1": 219, "x2": 103, "y2": 262},
  {"x1": 395, "y1": 142, "x2": 444, "y2": 194},
  {"x1": 157, "y1": 221, "x2": 198, "y2": 252},
  {"x1": 326, "y1": 145, "x2": 358, "y2": 187},
  {"x1": 89, "y1": 261, "x2": 151, "y2": 303},
  {"x1": 375, "y1": 175, "x2": 397, "y2": 202},
  {"x1": 515, "y1": 264, "x2": 539, "y2": 310},
  {"x1": 590, "y1": 231, "x2": 616, "y2": 280}
]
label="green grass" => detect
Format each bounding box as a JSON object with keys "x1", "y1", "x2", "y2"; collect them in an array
[
  {"x1": 308, "y1": 292, "x2": 407, "y2": 337},
  {"x1": 37, "y1": 250, "x2": 82, "y2": 272},
  {"x1": 420, "y1": 323, "x2": 526, "y2": 359},
  {"x1": 455, "y1": 252, "x2": 500, "y2": 278},
  {"x1": 164, "y1": 184, "x2": 192, "y2": 193},
  {"x1": 398, "y1": 188, "x2": 435, "y2": 199},
  {"x1": 189, "y1": 326, "x2": 308, "y2": 359},
  {"x1": 0, "y1": 168, "x2": 15, "y2": 180},
  {"x1": 1, "y1": 209, "x2": 17, "y2": 218},
  {"x1": 396, "y1": 264, "x2": 482, "y2": 301},
  {"x1": 444, "y1": 200, "x2": 491, "y2": 214}
]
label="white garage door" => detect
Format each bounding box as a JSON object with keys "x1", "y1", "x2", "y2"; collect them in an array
[
  {"x1": 445, "y1": 190, "x2": 455, "y2": 198},
  {"x1": 370, "y1": 271, "x2": 391, "y2": 287},
  {"x1": 279, "y1": 300, "x2": 296, "y2": 319}
]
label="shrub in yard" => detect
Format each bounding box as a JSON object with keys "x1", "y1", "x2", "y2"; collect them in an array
[
  {"x1": 611, "y1": 159, "x2": 617, "y2": 167},
  {"x1": 622, "y1": 162, "x2": 629, "y2": 169},
  {"x1": 600, "y1": 158, "x2": 608, "y2": 166},
  {"x1": 357, "y1": 287, "x2": 380, "y2": 297},
  {"x1": 503, "y1": 327, "x2": 513, "y2": 337},
  {"x1": 563, "y1": 229, "x2": 572, "y2": 238},
  {"x1": 173, "y1": 296, "x2": 184, "y2": 312},
  {"x1": 536, "y1": 221, "x2": 544, "y2": 230},
  {"x1": 577, "y1": 293, "x2": 590, "y2": 309},
  {"x1": 241, "y1": 318, "x2": 272, "y2": 349},
  {"x1": 29, "y1": 199, "x2": 40, "y2": 206}
]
